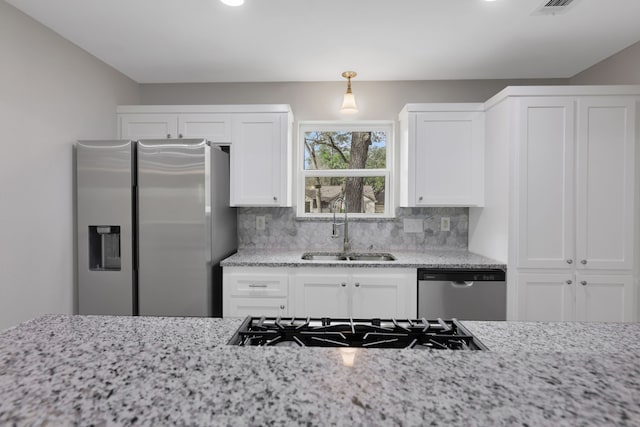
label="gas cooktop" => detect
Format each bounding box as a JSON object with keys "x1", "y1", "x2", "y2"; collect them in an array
[{"x1": 228, "y1": 316, "x2": 488, "y2": 350}]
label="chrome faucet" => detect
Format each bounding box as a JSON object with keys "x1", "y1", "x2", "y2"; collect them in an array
[{"x1": 331, "y1": 197, "x2": 351, "y2": 253}]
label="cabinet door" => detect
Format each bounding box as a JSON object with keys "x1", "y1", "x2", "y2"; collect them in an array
[
  {"x1": 178, "y1": 114, "x2": 232, "y2": 142},
  {"x1": 575, "y1": 274, "x2": 634, "y2": 322},
  {"x1": 230, "y1": 114, "x2": 286, "y2": 206},
  {"x1": 576, "y1": 98, "x2": 635, "y2": 270},
  {"x1": 225, "y1": 298, "x2": 288, "y2": 318},
  {"x1": 292, "y1": 274, "x2": 349, "y2": 317},
  {"x1": 517, "y1": 98, "x2": 575, "y2": 269},
  {"x1": 517, "y1": 273, "x2": 575, "y2": 321},
  {"x1": 413, "y1": 111, "x2": 484, "y2": 206},
  {"x1": 119, "y1": 114, "x2": 177, "y2": 140},
  {"x1": 351, "y1": 271, "x2": 416, "y2": 318}
]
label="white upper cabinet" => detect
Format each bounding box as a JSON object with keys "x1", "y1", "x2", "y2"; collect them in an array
[
  {"x1": 119, "y1": 114, "x2": 178, "y2": 140},
  {"x1": 178, "y1": 114, "x2": 232, "y2": 142},
  {"x1": 516, "y1": 96, "x2": 636, "y2": 271},
  {"x1": 399, "y1": 104, "x2": 485, "y2": 207},
  {"x1": 118, "y1": 109, "x2": 233, "y2": 142},
  {"x1": 229, "y1": 113, "x2": 292, "y2": 207},
  {"x1": 575, "y1": 98, "x2": 636, "y2": 270},
  {"x1": 516, "y1": 98, "x2": 576, "y2": 269},
  {"x1": 117, "y1": 105, "x2": 293, "y2": 207}
]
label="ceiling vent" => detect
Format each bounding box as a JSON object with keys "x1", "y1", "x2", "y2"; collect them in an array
[{"x1": 532, "y1": 0, "x2": 580, "y2": 15}]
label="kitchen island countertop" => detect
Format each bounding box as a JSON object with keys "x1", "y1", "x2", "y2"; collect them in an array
[
  {"x1": 220, "y1": 249, "x2": 506, "y2": 269},
  {"x1": 1, "y1": 315, "x2": 638, "y2": 426}
]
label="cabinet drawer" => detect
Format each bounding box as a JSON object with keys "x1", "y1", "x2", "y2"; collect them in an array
[
  {"x1": 226, "y1": 274, "x2": 288, "y2": 297},
  {"x1": 225, "y1": 297, "x2": 288, "y2": 318}
]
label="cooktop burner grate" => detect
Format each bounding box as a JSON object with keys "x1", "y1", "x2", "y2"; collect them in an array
[{"x1": 227, "y1": 317, "x2": 488, "y2": 350}]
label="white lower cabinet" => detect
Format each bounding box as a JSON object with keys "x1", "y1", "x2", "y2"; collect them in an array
[
  {"x1": 574, "y1": 274, "x2": 634, "y2": 322},
  {"x1": 518, "y1": 273, "x2": 575, "y2": 321},
  {"x1": 518, "y1": 272, "x2": 634, "y2": 322},
  {"x1": 290, "y1": 271, "x2": 350, "y2": 317},
  {"x1": 225, "y1": 298, "x2": 288, "y2": 318},
  {"x1": 292, "y1": 268, "x2": 417, "y2": 319},
  {"x1": 223, "y1": 267, "x2": 417, "y2": 318},
  {"x1": 222, "y1": 267, "x2": 289, "y2": 317}
]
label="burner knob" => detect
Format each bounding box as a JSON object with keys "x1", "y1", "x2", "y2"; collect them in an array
[
  {"x1": 580, "y1": 259, "x2": 587, "y2": 265},
  {"x1": 566, "y1": 280, "x2": 572, "y2": 285},
  {"x1": 354, "y1": 282, "x2": 360, "y2": 287},
  {"x1": 580, "y1": 281, "x2": 587, "y2": 286},
  {"x1": 341, "y1": 282, "x2": 347, "y2": 287},
  {"x1": 566, "y1": 259, "x2": 573, "y2": 264}
]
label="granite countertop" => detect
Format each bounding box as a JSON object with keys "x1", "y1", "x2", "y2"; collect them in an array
[
  {"x1": 221, "y1": 249, "x2": 506, "y2": 269},
  {"x1": 1, "y1": 315, "x2": 639, "y2": 426}
]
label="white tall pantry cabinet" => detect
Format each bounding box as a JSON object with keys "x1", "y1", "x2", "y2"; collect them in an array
[{"x1": 469, "y1": 86, "x2": 640, "y2": 322}]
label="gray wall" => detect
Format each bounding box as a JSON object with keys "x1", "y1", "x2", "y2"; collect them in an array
[
  {"x1": 571, "y1": 41, "x2": 640, "y2": 84},
  {"x1": 140, "y1": 78, "x2": 567, "y2": 121},
  {"x1": 0, "y1": 2, "x2": 140, "y2": 331}
]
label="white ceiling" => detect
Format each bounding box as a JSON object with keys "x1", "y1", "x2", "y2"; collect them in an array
[{"x1": 6, "y1": 0, "x2": 640, "y2": 83}]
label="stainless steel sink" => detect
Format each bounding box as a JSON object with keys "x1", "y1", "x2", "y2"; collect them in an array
[
  {"x1": 301, "y1": 252, "x2": 396, "y2": 262},
  {"x1": 301, "y1": 252, "x2": 348, "y2": 261},
  {"x1": 347, "y1": 253, "x2": 396, "y2": 261}
]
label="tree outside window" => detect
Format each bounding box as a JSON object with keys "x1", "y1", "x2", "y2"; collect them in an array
[{"x1": 298, "y1": 123, "x2": 393, "y2": 217}]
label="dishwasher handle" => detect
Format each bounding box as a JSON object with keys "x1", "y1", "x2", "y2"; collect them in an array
[{"x1": 450, "y1": 281, "x2": 474, "y2": 288}]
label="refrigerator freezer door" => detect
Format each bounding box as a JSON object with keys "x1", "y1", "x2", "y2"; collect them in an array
[
  {"x1": 137, "y1": 139, "x2": 212, "y2": 316},
  {"x1": 77, "y1": 140, "x2": 135, "y2": 315}
]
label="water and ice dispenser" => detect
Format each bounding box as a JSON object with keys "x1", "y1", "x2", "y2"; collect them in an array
[{"x1": 88, "y1": 226, "x2": 121, "y2": 271}]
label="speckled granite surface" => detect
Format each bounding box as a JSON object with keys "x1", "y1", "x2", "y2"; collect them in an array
[
  {"x1": 220, "y1": 249, "x2": 506, "y2": 269},
  {"x1": 1, "y1": 315, "x2": 639, "y2": 426},
  {"x1": 463, "y1": 321, "x2": 640, "y2": 354}
]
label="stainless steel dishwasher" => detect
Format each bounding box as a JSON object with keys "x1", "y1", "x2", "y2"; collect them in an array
[{"x1": 418, "y1": 269, "x2": 506, "y2": 321}]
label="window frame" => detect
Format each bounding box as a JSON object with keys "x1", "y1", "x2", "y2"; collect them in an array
[{"x1": 296, "y1": 120, "x2": 395, "y2": 218}]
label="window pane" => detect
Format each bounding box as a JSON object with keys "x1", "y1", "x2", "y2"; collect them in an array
[
  {"x1": 303, "y1": 131, "x2": 387, "y2": 170},
  {"x1": 304, "y1": 176, "x2": 386, "y2": 214}
]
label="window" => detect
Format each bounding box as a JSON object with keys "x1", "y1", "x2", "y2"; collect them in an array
[{"x1": 297, "y1": 122, "x2": 394, "y2": 218}]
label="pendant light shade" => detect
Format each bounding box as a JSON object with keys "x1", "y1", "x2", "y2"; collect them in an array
[{"x1": 340, "y1": 71, "x2": 358, "y2": 113}]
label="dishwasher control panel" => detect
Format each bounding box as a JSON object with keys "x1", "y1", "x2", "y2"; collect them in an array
[{"x1": 418, "y1": 269, "x2": 506, "y2": 282}]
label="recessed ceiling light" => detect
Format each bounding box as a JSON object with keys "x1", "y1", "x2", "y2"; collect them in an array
[{"x1": 220, "y1": 0, "x2": 244, "y2": 6}]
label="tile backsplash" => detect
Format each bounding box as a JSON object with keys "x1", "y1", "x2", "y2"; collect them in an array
[{"x1": 237, "y1": 207, "x2": 468, "y2": 252}]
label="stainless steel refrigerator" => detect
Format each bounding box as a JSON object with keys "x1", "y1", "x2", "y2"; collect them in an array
[{"x1": 76, "y1": 139, "x2": 236, "y2": 317}]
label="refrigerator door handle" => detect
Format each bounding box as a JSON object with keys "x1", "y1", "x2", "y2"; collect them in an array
[{"x1": 132, "y1": 184, "x2": 139, "y2": 272}]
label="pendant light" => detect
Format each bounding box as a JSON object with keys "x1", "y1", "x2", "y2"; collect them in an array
[{"x1": 340, "y1": 71, "x2": 358, "y2": 114}]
